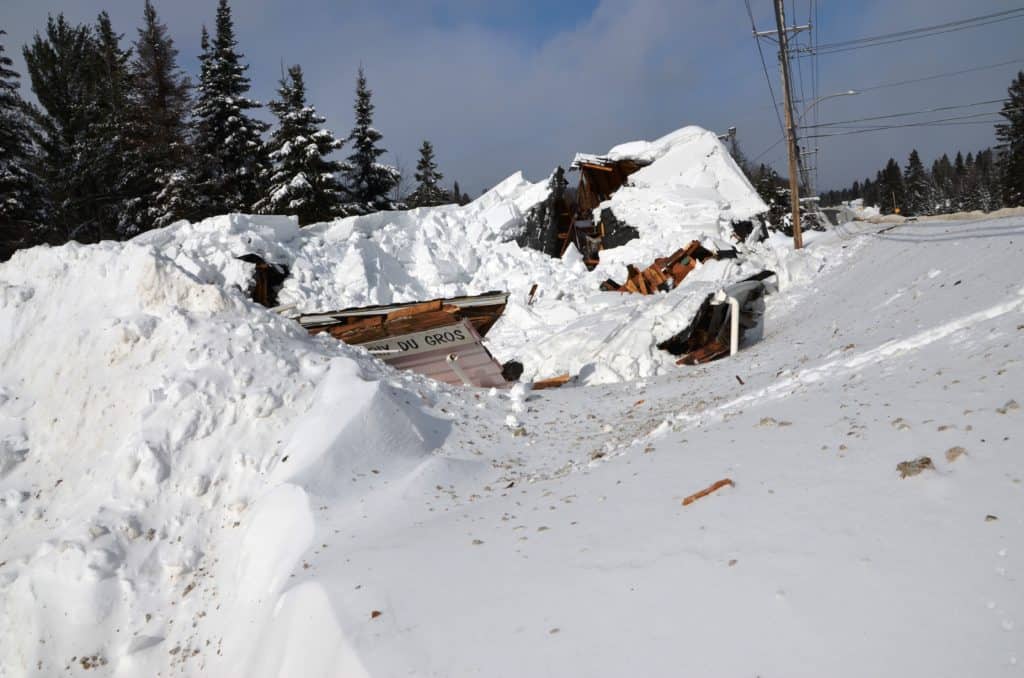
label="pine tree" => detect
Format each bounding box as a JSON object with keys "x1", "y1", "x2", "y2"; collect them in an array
[
  {"x1": 952, "y1": 151, "x2": 967, "y2": 209},
  {"x1": 407, "y1": 140, "x2": 447, "y2": 207},
  {"x1": 0, "y1": 29, "x2": 39, "y2": 255},
  {"x1": 340, "y1": 66, "x2": 399, "y2": 214},
  {"x1": 902, "y1": 149, "x2": 934, "y2": 216},
  {"x1": 996, "y1": 70, "x2": 1024, "y2": 206},
  {"x1": 82, "y1": 12, "x2": 135, "y2": 238},
  {"x1": 451, "y1": 180, "x2": 462, "y2": 205},
  {"x1": 23, "y1": 15, "x2": 106, "y2": 242},
  {"x1": 878, "y1": 158, "x2": 904, "y2": 214},
  {"x1": 126, "y1": 0, "x2": 193, "y2": 231},
  {"x1": 931, "y1": 154, "x2": 954, "y2": 212},
  {"x1": 255, "y1": 64, "x2": 345, "y2": 224},
  {"x1": 192, "y1": 0, "x2": 269, "y2": 216}
]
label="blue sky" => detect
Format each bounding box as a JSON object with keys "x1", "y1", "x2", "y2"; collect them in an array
[{"x1": 4, "y1": 0, "x2": 1022, "y2": 196}]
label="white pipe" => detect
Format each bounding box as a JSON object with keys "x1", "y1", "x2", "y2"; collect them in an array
[
  {"x1": 726, "y1": 295, "x2": 739, "y2": 356},
  {"x1": 711, "y1": 291, "x2": 741, "y2": 357},
  {"x1": 446, "y1": 353, "x2": 473, "y2": 386}
]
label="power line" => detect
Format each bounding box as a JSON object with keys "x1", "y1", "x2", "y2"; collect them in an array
[
  {"x1": 802, "y1": 106, "x2": 1023, "y2": 139},
  {"x1": 812, "y1": 7, "x2": 1024, "y2": 55},
  {"x1": 808, "y1": 98, "x2": 1010, "y2": 129},
  {"x1": 850, "y1": 58, "x2": 1024, "y2": 93},
  {"x1": 745, "y1": 0, "x2": 787, "y2": 138}
]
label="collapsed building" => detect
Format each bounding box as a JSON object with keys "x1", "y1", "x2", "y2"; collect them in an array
[{"x1": 222, "y1": 125, "x2": 775, "y2": 387}]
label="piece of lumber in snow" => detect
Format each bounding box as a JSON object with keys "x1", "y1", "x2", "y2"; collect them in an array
[
  {"x1": 385, "y1": 299, "x2": 443, "y2": 322},
  {"x1": 681, "y1": 478, "x2": 734, "y2": 506},
  {"x1": 531, "y1": 374, "x2": 571, "y2": 390}
]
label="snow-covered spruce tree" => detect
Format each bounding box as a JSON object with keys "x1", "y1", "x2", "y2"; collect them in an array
[
  {"x1": 339, "y1": 67, "x2": 399, "y2": 215},
  {"x1": 406, "y1": 140, "x2": 447, "y2": 207},
  {"x1": 125, "y1": 0, "x2": 193, "y2": 232},
  {"x1": 996, "y1": 70, "x2": 1024, "y2": 207},
  {"x1": 0, "y1": 29, "x2": 39, "y2": 255},
  {"x1": 192, "y1": 0, "x2": 269, "y2": 217},
  {"x1": 902, "y1": 149, "x2": 934, "y2": 216},
  {"x1": 255, "y1": 64, "x2": 345, "y2": 225}
]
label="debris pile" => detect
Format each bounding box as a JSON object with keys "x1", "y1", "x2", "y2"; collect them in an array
[
  {"x1": 657, "y1": 273, "x2": 772, "y2": 365},
  {"x1": 297, "y1": 292, "x2": 509, "y2": 387},
  {"x1": 599, "y1": 240, "x2": 731, "y2": 294}
]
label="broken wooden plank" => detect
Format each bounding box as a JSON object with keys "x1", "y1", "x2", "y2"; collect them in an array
[
  {"x1": 681, "y1": 478, "x2": 734, "y2": 506},
  {"x1": 531, "y1": 374, "x2": 571, "y2": 390},
  {"x1": 385, "y1": 299, "x2": 443, "y2": 322}
]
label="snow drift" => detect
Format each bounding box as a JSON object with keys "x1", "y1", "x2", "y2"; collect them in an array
[{"x1": 0, "y1": 241, "x2": 467, "y2": 676}]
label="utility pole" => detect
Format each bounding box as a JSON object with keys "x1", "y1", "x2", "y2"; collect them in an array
[{"x1": 773, "y1": 0, "x2": 803, "y2": 249}]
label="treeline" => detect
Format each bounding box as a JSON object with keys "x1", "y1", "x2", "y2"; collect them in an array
[
  {"x1": 822, "y1": 147, "x2": 1004, "y2": 215},
  {"x1": 0, "y1": 0, "x2": 468, "y2": 259},
  {"x1": 821, "y1": 71, "x2": 1024, "y2": 216}
]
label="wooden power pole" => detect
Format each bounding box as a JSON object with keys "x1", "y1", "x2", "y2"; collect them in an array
[{"x1": 773, "y1": 0, "x2": 803, "y2": 250}]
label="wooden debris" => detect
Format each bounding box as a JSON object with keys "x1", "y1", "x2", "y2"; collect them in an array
[
  {"x1": 606, "y1": 241, "x2": 725, "y2": 295},
  {"x1": 681, "y1": 478, "x2": 734, "y2": 506},
  {"x1": 301, "y1": 292, "x2": 508, "y2": 345},
  {"x1": 945, "y1": 446, "x2": 967, "y2": 463},
  {"x1": 897, "y1": 457, "x2": 935, "y2": 478},
  {"x1": 531, "y1": 374, "x2": 571, "y2": 390},
  {"x1": 299, "y1": 292, "x2": 510, "y2": 388},
  {"x1": 527, "y1": 283, "x2": 539, "y2": 306}
]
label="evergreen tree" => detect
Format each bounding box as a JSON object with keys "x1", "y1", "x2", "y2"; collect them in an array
[
  {"x1": 23, "y1": 15, "x2": 105, "y2": 242},
  {"x1": 451, "y1": 180, "x2": 462, "y2": 205},
  {"x1": 83, "y1": 12, "x2": 135, "y2": 237},
  {"x1": 407, "y1": 140, "x2": 447, "y2": 207},
  {"x1": 340, "y1": 66, "x2": 399, "y2": 214},
  {"x1": 953, "y1": 151, "x2": 967, "y2": 209},
  {"x1": 996, "y1": 70, "x2": 1024, "y2": 206},
  {"x1": 902, "y1": 149, "x2": 934, "y2": 216},
  {"x1": 255, "y1": 64, "x2": 345, "y2": 224},
  {"x1": 931, "y1": 154, "x2": 954, "y2": 211},
  {"x1": 877, "y1": 158, "x2": 904, "y2": 214},
  {"x1": 127, "y1": 0, "x2": 193, "y2": 231},
  {"x1": 0, "y1": 29, "x2": 39, "y2": 256},
  {"x1": 192, "y1": 0, "x2": 269, "y2": 216}
]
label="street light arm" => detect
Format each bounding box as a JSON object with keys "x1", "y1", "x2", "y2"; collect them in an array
[{"x1": 798, "y1": 90, "x2": 859, "y2": 123}]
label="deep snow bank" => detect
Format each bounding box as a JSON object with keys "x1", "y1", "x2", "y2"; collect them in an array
[{"x1": 0, "y1": 241, "x2": 465, "y2": 676}]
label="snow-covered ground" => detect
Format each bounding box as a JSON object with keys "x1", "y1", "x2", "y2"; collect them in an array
[{"x1": 1, "y1": 120, "x2": 1022, "y2": 677}]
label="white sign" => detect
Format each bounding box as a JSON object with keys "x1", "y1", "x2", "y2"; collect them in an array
[{"x1": 359, "y1": 322, "x2": 477, "y2": 359}]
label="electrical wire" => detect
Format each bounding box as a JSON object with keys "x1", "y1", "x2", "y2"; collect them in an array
[
  {"x1": 813, "y1": 7, "x2": 1024, "y2": 55},
  {"x1": 802, "y1": 106, "x2": 1023, "y2": 139},
  {"x1": 807, "y1": 98, "x2": 1010, "y2": 129},
  {"x1": 745, "y1": 0, "x2": 787, "y2": 140},
  {"x1": 850, "y1": 58, "x2": 1024, "y2": 93}
]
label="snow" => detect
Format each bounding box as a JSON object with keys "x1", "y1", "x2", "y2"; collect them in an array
[
  {"x1": 131, "y1": 127, "x2": 789, "y2": 383},
  {"x1": 3, "y1": 120, "x2": 1022, "y2": 676}
]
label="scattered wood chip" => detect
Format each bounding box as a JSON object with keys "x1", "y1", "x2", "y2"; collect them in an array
[
  {"x1": 996, "y1": 399, "x2": 1019, "y2": 414},
  {"x1": 370, "y1": 610, "x2": 382, "y2": 619},
  {"x1": 531, "y1": 374, "x2": 571, "y2": 390},
  {"x1": 891, "y1": 417, "x2": 911, "y2": 431},
  {"x1": 633, "y1": 399, "x2": 645, "y2": 407},
  {"x1": 728, "y1": 559, "x2": 738, "y2": 567},
  {"x1": 985, "y1": 514, "x2": 999, "y2": 522},
  {"x1": 681, "y1": 478, "x2": 734, "y2": 506},
  {"x1": 945, "y1": 446, "x2": 967, "y2": 463},
  {"x1": 897, "y1": 457, "x2": 934, "y2": 478},
  {"x1": 471, "y1": 539, "x2": 484, "y2": 545},
  {"x1": 735, "y1": 375, "x2": 745, "y2": 385}
]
